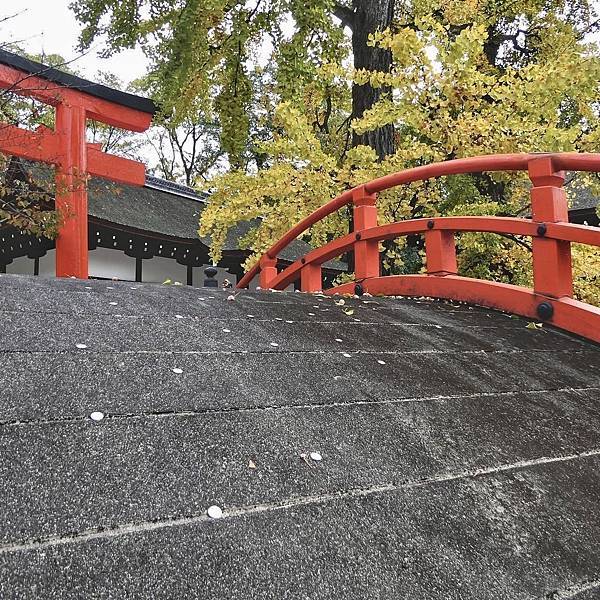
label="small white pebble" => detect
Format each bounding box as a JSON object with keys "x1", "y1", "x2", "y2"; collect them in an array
[
  {"x1": 286, "y1": 320, "x2": 293, "y2": 324},
  {"x1": 198, "y1": 297, "x2": 206, "y2": 301},
  {"x1": 85, "y1": 286, "x2": 92, "y2": 290},
  {"x1": 106, "y1": 286, "x2": 114, "y2": 289},
  {"x1": 75, "y1": 343, "x2": 87, "y2": 349},
  {"x1": 343, "y1": 353, "x2": 352, "y2": 358},
  {"x1": 175, "y1": 315, "x2": 184, "y2": 319},
  {"x1": 90, "y1": 411, "x2": 104, "y2": 421},
  {"x1": 207, "y1": 505, "x2": 223, "y2": 519},
  {"x1": 130, "y1": 287, "x2": 138, "y2": 290},
  {"x1": 109, "y1": 302, "x2": 117, "y2": 306},
  {"x1": 270, "y1": 342, "x2": 279, "y2": 347},
  {"x1": 308, "y1": 312, "x2": 315, "y2": 316},
  {"x1": 172, "y1": 368, "x2": 183, "y2": 374},
  {"x1": 310, "y1": 452, "x2": 323, "y2": 462},
  {"x1": 335, "y1": 338, "x2": 343, "y2": 343},
  {"x1": 333, "y1": 376, "x2": 342, "y2": 381},
  {"x1": 434, "y1": 325, "x2": 442, "y2": 329},
  {"x1": 222, "y1": 328, "x2": 231, "y2": 333},
  {"x1": 247, "y1": 314, "x2": 255, "y2": 318},
  {"x1": 227, "y1": 295, "x2": 235, "y2": 301},
  {"x1": 275, "y1": 317, "x2": 283, "y2": 321},
  {"x1": 377, "y1": 359, "x2": 386, "y2": 365}
]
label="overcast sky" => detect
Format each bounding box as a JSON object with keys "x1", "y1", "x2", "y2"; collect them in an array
[
  {"x1": 3, "y1": 0, "x2": 600, "y2": 88},
  {"x1": 3, "y1": 1, "x2": 149, "y2": 85}
]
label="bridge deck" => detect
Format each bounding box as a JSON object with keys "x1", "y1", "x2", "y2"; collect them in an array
[{"x1": 0, "y1": 274, "x2": 599, "y2": 599}]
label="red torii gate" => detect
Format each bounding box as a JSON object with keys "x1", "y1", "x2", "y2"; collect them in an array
[{"x1": 0, "y1": 50, "x2": 156, "y2": 279}]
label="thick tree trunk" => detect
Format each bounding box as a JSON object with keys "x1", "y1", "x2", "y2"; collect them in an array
[{"x1": 351, "y1": 0, "x2": 395, "y2": 160}]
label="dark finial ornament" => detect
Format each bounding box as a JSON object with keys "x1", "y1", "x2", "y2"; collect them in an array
[
  {"x1": 355, "y1": 283, "x2": 364, "y2": 296},
  {"x1": 204, "y1": 266, "x2": 218, "y2": 288},
  {"x1": 537, "y1": 301, "x2": 554, "y2": 321}
]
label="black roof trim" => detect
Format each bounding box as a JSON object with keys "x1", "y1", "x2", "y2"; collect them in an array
[
  {"x1": 145, "y1": 176, "x2": 208, "y2": 203},
  {"x1": 0, "y1": 49, "x2": 157, "y2": 115}
]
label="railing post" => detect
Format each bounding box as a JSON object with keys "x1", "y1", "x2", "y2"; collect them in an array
[
  {"x1": 352, "y1": 186, "x2": 380, "y2": 281},
  {"x1": 259, "y1": 256, "x2": 277, "y2": 289},
  {"x1": 300, "y1": 262, "x2": 322, "y2": 292},
  {"x1": 425, "y1": 221, "x2": 457, "y2": 276},
  {"x1": 528, "y1": 156, "x2": 572, "y2": 298}
]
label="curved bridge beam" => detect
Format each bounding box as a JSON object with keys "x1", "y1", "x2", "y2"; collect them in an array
[{"x1": 329, "y1": 275, "x2": 600, "y2": 345}]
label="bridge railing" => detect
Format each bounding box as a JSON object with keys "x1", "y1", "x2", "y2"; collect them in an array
[{"x1": 237, "y1": 153, "x2": 600, "y2": 343}]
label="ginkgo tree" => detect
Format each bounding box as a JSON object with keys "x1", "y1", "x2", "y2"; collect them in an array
[
  {"x1": 198, "y1": 0, "x2": 600, "y2": 302},
  {"x1": 71, "y1": 0, "x2": 600, "y2": 303}
]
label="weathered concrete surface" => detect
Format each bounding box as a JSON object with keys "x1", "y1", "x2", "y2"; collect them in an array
[{"x1": 0, "y1": 273, "x2": 599, "y2": 599}]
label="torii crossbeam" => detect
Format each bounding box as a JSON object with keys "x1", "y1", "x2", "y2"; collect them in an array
[{"x1": 0, "y1": 50, "x2": 156, "y2": 279}]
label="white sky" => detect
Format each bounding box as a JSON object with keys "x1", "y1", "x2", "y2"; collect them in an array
[
  {"x1": 2, "y1": 0, "x2": 149, "y2": 85},
  {"x1": 3, "y1": 0, "x2": 600, "y2": 87}
]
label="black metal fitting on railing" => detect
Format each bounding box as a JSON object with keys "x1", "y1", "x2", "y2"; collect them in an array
[{"x1": 537, "y1": 301, "x2": 554, "y2": 320}]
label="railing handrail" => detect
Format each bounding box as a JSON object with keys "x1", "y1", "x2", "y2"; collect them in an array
[{"x1": 237, "y1": 152, "x2": 600, "y2": 289}]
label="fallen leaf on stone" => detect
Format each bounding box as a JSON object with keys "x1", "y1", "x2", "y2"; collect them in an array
[
  {"x1": 343, "y1": 308, "x2": 355, "y2": 316},
  {"x1": 248, "y1": 459, "x2": 257, "y2": 469},
  {"x1": 526, "y1": 322, "x2": 543, "y2": 330},
  {"x1": 163, "y1": 279, "x2": 172, "y2": 285},
  {"x1": 334, "y1": 299, "x2": 346, "y2": 306}
]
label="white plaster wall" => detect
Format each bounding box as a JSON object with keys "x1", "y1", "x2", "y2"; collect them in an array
[
  {"x1": 141, "y1": 255, "x2": 188, "y2": 284},
  {"x1": 89, "y1": 247, "x2": 136, "y2": 281},
  {"x1": 6, "y1": 255, "x2": 33, "y2": 275},
  {"x1": 6, "y1": 248, "x2": 239, "y2": 287}
]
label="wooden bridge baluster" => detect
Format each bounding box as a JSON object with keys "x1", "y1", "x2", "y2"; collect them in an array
[
  {"x1": 425, "y1": 224, "x2": 457, "y2": 276},
  {"x1": 300, "y1": 263, "x2": 322, "y2": 292},
  {"x1": 352, "y1": 186, "x2": 380, "y2": 281},
  {"x1": 528, "y1": 156, "x2": 573, "y2": 299}
]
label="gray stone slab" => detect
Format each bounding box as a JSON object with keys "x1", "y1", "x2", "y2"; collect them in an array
[
  {"x1": 1, "y1": 273, "x2": 599, "y2": 598},
  {"x1": 0, "y1": 307, "x2": 588, "y2": 355},
  {"x1": 1, "y1": 388, "x2": 599, "y2": 544},
  {"x1": 1, "y1": 456, "x2": 599, "y2": 599},
  {"x1": 1, "y1": 346, "x2": 598, "y2": 421}
]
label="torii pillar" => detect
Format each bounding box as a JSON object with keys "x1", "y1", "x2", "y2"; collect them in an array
[{"x1": 0, "y1": 50, "x2": 156, "y2": 278}]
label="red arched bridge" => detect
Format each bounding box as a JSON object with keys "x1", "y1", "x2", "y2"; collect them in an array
[{"x1": 238, "y1": 153, "x2": 600, "y2": 344}]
